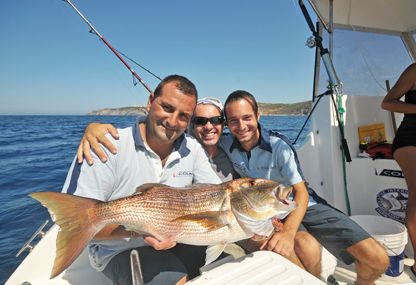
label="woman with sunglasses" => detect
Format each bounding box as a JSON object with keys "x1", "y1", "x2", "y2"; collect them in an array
[{"x1": 188, "y1": 97, "x2": 240, "y2": 182}]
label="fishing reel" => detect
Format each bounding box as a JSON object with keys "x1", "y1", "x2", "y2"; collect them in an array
[{"x1": 305, "y1": 36, "x2": 316, "y2": 48}]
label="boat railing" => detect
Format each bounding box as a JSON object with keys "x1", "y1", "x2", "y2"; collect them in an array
[
  {"x1": 130, "y1": 249, "x2": 144, "y2": 285},
  {"x1": 16, "y1": 220, "x2": 49, "y2": 257}
]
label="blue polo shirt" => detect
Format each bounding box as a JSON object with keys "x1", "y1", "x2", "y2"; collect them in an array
[
  {"x1": 219, "y1": 124, "x2": 317, "y2": 206},
  {"x1": 62, "y1": 115, "x2": 222, "y2": 271}
]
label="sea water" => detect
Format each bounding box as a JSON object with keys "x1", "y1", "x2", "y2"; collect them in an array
[{"x1": 0, "y1": 115, "x2": 309, "y2": 283}]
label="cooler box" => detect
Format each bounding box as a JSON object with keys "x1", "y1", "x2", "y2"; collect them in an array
[{"x1": 186, "y1": 250, "x2": 325, "y2": 285}]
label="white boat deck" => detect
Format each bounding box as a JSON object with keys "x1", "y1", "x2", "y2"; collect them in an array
[
  {"x1": 6, "y1": 225, "x2": 112, "y2": 285},
  {"x1": 6, "y1": 225, "x2": 325, "y2": 285},
  {"x1": 333, "y1": 258, "x2": 416, "y2": 285},
  {"x1": 6, "y1": 224, "x2": 416, "y2": 285},
  {"x1": 187, "y1": 251, "x2": 325, "y2": 285},
  {"x1": 6, "y1": 225, "x2": 326, "y2": 285}
]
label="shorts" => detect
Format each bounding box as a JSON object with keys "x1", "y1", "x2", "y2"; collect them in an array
[
  {"x1": 298, "y1": 203, "x2": 371, "y2": 265},
  {"x1": 102, "y1": 244, "x2": 206, "y2": 285},
  {"x1": 392, "y1": 119, "x2": 416, "y2": 154}
]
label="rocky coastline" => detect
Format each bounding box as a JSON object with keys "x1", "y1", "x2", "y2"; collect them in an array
[{"x1": 87, "y1": 101, "x2": 311, "y2": 116}]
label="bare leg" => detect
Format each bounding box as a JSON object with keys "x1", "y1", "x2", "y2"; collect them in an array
[
  {"x1": 175, "y1": 275, "x2": 188, "y2": 285},
  {"x1": 284, "y1": 249, "x2": 306, "y2": 270},
  {"x1": 394, "y1": 146, "x2": 416, "y2": 272},
  {"x1": 294, "y1": 231, "x2": 322, "y2": 277},
  {"x1": 346, "y1": 238, "x2": 389, "y2": 285},
  {"x1": 243, "y1": 237, "x2": 306, "y2": 270}
]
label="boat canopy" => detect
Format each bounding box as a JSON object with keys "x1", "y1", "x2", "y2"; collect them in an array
[
  {"x1": 309, "y1": 0, "x2": 416, "y2": 34},
  {"x1": 306, "y1": 0, "x2": 416, "y2": 97}
]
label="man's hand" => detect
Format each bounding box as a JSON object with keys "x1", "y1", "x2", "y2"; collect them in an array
[
  {"x1": 143, "y1": 235, "x2": 177, "y2": 250},
  {"x1": 77, "y1": 123, "x2": 119, "y2": 165},
  {"x1": 271, "y1": 217, "x2": 284, "y2": 231},
  {"x1": 260, "y1": 229, "x2": 296, "y2": 257}
]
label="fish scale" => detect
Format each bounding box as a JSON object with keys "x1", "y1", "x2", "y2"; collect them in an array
[{"x1": 94, "y1": 189, "x2": 235, "y2": 242}]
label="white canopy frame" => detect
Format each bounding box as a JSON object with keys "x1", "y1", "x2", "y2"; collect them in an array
[{"x1": 308, "y1": 0, "x2": 416, "y2": 61}]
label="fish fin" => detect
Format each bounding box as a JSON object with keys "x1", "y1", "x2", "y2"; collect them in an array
[
  {"x1": 173, "y1": 211, "x2": 229, "y2": 231},
  {"x1": 191, "y1": 183, "x2": 215, "y2": 187},
  {"x1": 205, "y1": 244, "x2": 227, "y2": 265},
  {"x1": 123, "y1": 226, "x2": 147, "y2": 236},
  {"x1": 133, "y1": 183, "x2": 169, "y2": 195},
  {"x1": 30, "y1": 192, "x2": 100, "y2": 279},
  {"x1": 223, "y1": 243, "x2": 246, "y2": 259},
  {"x1": 135, "y1": 183, "x2": 215, "y2": 195}
]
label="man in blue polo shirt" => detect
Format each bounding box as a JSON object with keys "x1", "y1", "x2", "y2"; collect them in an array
[
  {"x1": 188, "y1": 98, "x2": 322, "y2": 275},
  {"x1": 220, "y1": 90, "x2": 389, "y2": 285},
  {"x1": 62, "y1": 75, "x2": 221, "y2": 285}
]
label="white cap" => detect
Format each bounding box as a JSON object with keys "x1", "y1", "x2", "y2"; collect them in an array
[{"x1": 197, "y1": 97, "x2": 223, "y2": 112}]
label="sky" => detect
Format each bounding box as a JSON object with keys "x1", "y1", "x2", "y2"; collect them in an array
[{"x1": 0, "y1": 0, "x2": 317, "y2": 115}]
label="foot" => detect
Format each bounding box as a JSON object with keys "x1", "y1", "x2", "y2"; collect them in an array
[{"x1": 410, "y1": 264, "x2": 416, "y2": 279}]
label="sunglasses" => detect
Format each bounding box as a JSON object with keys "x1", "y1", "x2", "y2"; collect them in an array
[{"x1": 192, "y1": 116, "x2": 224, "y2": 126}]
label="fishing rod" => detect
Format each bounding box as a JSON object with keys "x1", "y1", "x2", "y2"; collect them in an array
[{"x1": 63, "y1": 0, "x2": 153, "y2": 94}]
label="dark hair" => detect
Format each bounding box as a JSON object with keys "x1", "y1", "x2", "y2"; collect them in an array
[
  {"x1": 153, "y1": 74, "x2": 198, "y2": 100},
  {"x1": 224, "y1": 90, "x2": 258, "y2": 119}
]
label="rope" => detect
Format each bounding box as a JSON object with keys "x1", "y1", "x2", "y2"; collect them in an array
[
  {"x1": 115, "y1": 48, "x2": 162, "y2": 81},
  {"x1": 293, "y1": 90, "x2": 329, "y2": 145},
  {"x1": 347, "y1": 25, "x2": 387, "y2": 92}
]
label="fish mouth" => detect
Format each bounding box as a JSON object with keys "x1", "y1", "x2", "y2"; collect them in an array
[
  {"x1": 278, "y1": 198, "x2": 290, "y2": 205},
  {"x1": 275, "y1": 186, "x2": 293, "y2": 204}
]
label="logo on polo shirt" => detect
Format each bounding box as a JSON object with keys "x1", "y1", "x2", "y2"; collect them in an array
[{"x1": 173, "y1": 170, "x2": 193, "y2": 177}]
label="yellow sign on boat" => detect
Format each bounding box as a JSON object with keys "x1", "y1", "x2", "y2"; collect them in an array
[{"x1": 358, "y1": 123, "x2": 386, "y2": 144}]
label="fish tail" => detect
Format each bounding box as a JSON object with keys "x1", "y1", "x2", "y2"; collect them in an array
[{"x1": 30, "y1": 192, "x2": 101, "y2": 278}]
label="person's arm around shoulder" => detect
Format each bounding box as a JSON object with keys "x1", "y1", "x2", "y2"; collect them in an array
[
  {"x1": 77, "y1": 122, "x2": 119, "y2": 165},
  {"x1": 381, "y1": 63, "x2": 416, "y2": 113}
]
